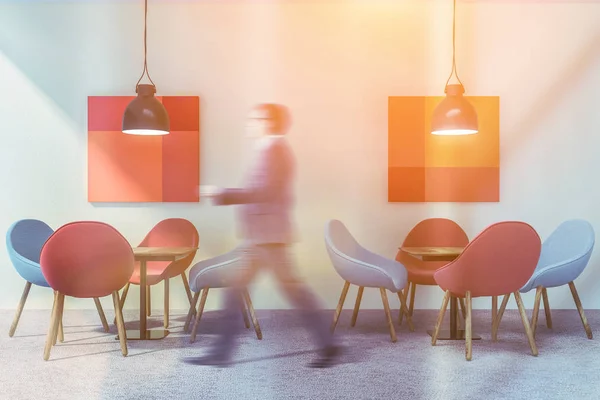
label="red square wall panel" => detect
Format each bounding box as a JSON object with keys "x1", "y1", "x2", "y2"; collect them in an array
[{"x1": 87, "y1": 96, "x2": 200, "y2": 203}]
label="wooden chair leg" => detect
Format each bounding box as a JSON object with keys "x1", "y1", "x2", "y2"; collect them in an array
[
  {"x1": 9, "y1": 281, "x2": 32, "y2": 337},
  {"x1": 190, "y1": 288, "x2": 209, "y2": 343},
  {"x1": 542, "y1": 288, "x2": 552, "y2": 328},
  {"x1": 240, "y1": 292, "x2": 250, "y2": 329},
  {"x1": 112, "y1": 291, "x2": 128, "y2": 356},
  {"x1": 379, "y1": 288, "x2": 396, "y2": 343},
  {"x1": 514, "y1": 291, "x2": 538, "y2": 356},
  {"x1": 57, "y1": 300, "x2": 64, "y2": 344},
  {"x1": 531, "y1": 286, "x2": 543, "y2": 337},
  {"x1": 465, "y1": 291, "x2": 472, "y2": 361},
  {"x1": 459, "y1": 298, "x2": 467, "y2": 321},
  {"x1": 57, "y1": 318, "x2": 64, "y2": 343},
  {"x1": 399, "y1": 282, "x2": 410, "y2": 324},
  {"x1": 408, "y1": 282, "x2": 416, "y2": 317},
  {"x1": 397, "y1": 290, "x2": 415, "y2": 332},
  {"x1": 120, "y1": 283, "x2": 130, "y2": 310},
  {"x1": 331, "y1": 281, "x2": 350, "y2": 333},
  {"x1": 492, "y1": 296, "x2": 498, "y2": 331},
  {"x1": 350, "y1": 287, "x2": 364, "y2": 327},
  {"x1": 93, "y1": 297, "x2": 109, "y2": 332},
  {"x1": 44, "y1": 292, "x2": 64, "y2": 361},
  {"x1": 52, "y1": 290, "x2": 64, "y2": 345},
  {"x1": 114, "y1": 283, "x2": 130, "y2": 324},
  {"x1": 492, "y1": 294, "x2": 510, "y2": 342},
  {"x1": 51, "y1": 292, "x2": 57, "y2": 346},
  {"x1": 432, "y1": 290, "x2": 450, "y2": 346},
  {"x1": 243, "y1": 288, "x2": 262, "y2": 340},
  {"x1": 146, "y1": 286, "x2": 151, "y2": 317},
  {"x1": 457, "y1": 298, "x2": 466, "y2": 330},
  {"x1": 163, "y1": 279, "x2": 170, "y2": 329},
  {"x1": 569, "y1": 281, "x2": 593, "y2": 339},
  {"x1": 181, "y1": 273, "x2": 194, "y2": 308},
  {"x1": 184, "y1": 291, "x2": 201, "y2": 333}
]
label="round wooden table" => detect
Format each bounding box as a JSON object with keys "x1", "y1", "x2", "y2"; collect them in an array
[{"x1": 118, "y1": 246, "x2": 198, "y2": 340}]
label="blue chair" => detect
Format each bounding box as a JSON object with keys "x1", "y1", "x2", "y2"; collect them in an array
[
  {"x1": 6, "y1": 219, "x2": 110, "y2": 338},
  {"x1": 184, "y1": 247, "x2": 262, "y2": 343},
  {"x1": 519, "y1": 219, "x2": 595, "y2": 339},
  {"x1": 325, "y1": 219, "x2": 413, "y2": 342}
]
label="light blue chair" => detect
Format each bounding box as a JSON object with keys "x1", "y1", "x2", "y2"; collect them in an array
[
  {"x1": 6, "y1": 219, "x2": 110, "y2": 337},
  {"x1": 325, "y1": 219, "x2": 413, "y2": 342},
  {"x1": 184, "y1": 247, "x2": 262, "y2": 343},
  {"x1": 519, "y1": 219, "x2": 595, "y2": 339}
]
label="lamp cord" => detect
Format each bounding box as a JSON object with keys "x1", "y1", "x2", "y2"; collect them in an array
[
  {"x1": 135, "y1": 0, "x2": 156, "y2": 88},
  {"x1": 444, "y1": 0, "x2": 464, "y2": 89}
]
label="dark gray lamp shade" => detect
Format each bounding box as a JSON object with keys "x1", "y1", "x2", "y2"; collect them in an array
[{"x1": 122, "y1": 84, "x2": 170, "y2": 135}]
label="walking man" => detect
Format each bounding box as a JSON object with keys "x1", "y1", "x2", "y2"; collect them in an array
[{"x1": 189, "y1": 103, "x2": 341, "y2": 368}]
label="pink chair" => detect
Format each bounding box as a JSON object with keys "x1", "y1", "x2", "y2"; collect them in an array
[
  {"x1": 118, "y1": 218, "x2": 199, "y2": 328},
  {"x1": 396, "y1": 218, "x2": 469, "y2": 323},
  {"x1": 430, "y1": 221, "x2": 541, "y2": 361},
  {"x1": 40, "y1": 221, "x2": 134, "y2": 361}
]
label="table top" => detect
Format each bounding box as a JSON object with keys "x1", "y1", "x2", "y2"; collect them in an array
[
  {"x1": 132, "y1": 247, "x2": 198, "y2": 259},
  {"x1": 400, "y1": 246, "x2": 464, "y2": 258}
]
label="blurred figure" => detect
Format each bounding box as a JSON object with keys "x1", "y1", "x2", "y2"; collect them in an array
[{"x1": 189, "y1": 103, "x2": 341, "y2": 368}]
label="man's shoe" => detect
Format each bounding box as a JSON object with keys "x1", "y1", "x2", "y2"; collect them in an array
[
  {"x1": 307, "y1": 345, "x2": 343, "y2": 368},
  {"x1": 182, "y1": 349, "x2": 233, "y2": 367}
]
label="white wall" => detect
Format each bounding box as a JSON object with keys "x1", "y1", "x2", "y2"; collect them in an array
[{"x1": 0, "y1": 0, "x2": 599, "y2": 312}]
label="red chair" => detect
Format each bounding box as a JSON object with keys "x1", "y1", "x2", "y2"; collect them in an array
[
  {"x1": 396, "y1": 218, "x2": 469, "y2": 323},
  {"x1": 40, "y1": 221, "x2": 134, "y2": 361},
  {"x1": 119, "y1": 218, "x2": 199, "y2": 328},
  {"x1": 431, "y1": 221, "x2": 541, "y2": 361}
]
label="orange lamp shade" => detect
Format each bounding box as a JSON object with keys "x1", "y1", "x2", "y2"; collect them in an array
[{"x1": 431, "y1": 84, "x2": 478, "y2": 135}]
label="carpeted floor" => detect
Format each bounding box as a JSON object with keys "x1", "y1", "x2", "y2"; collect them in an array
[{"x1": 0, "y1": 307, "x2": 598, "y2": 399}]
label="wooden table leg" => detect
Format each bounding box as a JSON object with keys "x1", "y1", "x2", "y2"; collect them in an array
[
  {"x1": 428, "y1": 295, "x2": 481, "y2": 340},
  {"x1": 140, "y1": 260, "x2": 147, "y2": 335},
  {"x1": 117, "y1": 259, "x2": 169, "y2": 340}
]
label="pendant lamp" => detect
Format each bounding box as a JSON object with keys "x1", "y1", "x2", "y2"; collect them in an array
[
  {"x1": 431, "y1": 0, "x2": 478, "y2": 135},
  {"x1": 122, "y1": 0, "x2": 170, "y2": 135}
]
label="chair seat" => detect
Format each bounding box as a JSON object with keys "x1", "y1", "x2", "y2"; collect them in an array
[
  {"x1": 520, "y1": 219, "x2": 595, "y2": 293},
  {"x1": 189, "y1": 249, "x2": 249, "y2": 292},
  {"x1": 406, "y1": 263, "x2": 443, "y2": 286},
  {"x1": 399, "y1": 253, "x2": 449, "y2": 286},
  {"x1": 520, "y1": 261, "x2": 578, "y2": 292},
  {"x1": 128, "y1": 261, "x2": 170, "y2": 286},
  {"x1": 331, "y1": 247, "x2": 406, "y2": 292},
  {"x1": 324, "y1": 220, "x2": 407, "y2": 292},
  {"x1": 12, "y1": 257, "x2": 51, "y2": 288}
]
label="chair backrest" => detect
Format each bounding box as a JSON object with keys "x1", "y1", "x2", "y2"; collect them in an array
[
  {"x1": 539, "y1": 219, "x2": 595, "y2": 272},
  {"x1": 139, "y1": 218, "x2": 199, "y2": 277},
  {"x1": 325, "y1": 219, "x2": 405, "y2": 290},
  {"x1": 401, "y1": 218, "x2": 469, "y2": 247},
  {"x1": 6, "y1": 219, "x2": 54, "y2": 264},
  {"x1": 325, "y1": 219, "x2": 364, "y2": 263},
  {"x1": 397, "y1": 218, "x2": 469, "y2": 265},
  {"x1": 40, "y1": 221, "x2": 134, "y2": 298},
  {"x1": 434, "y1": 221, "x2": 541, "y2": 297}
]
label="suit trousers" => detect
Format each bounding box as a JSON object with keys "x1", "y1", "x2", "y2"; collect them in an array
[{"x1": 215, "y1": 243, "x2": 333, "y2": 351}]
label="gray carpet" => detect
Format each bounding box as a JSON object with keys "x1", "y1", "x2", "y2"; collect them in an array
[{"x1": 0, "y1": 307, "x2": 598, "y2": 399}]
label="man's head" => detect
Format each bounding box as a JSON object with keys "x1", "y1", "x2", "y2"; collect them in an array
[{"x1": 246, "y1": 103, "x2": 291, "y2": 138}]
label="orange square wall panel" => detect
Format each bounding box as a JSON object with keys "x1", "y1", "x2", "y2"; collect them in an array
[
  {"x1": 388, "y1": 97, "x2": 426, "y2": 168},
  {"x1": 388, "y1": 96, "x2": 500, "y2": 203},
  {"x1": 162, "y1": 131, "x2": 200, "y2": 202},
  {"x1": 87, "y1": 96, "x2": 200, "y2": 203},
  {"x1": 388, "y1": 167, "x2": 426, "y2": 202},
  {"x1": 425, "y1": 167, "x2": 499, "y2": 202}
]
